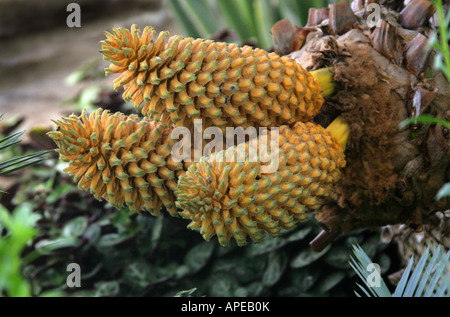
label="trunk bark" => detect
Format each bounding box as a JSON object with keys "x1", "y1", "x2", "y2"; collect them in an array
[{"x1": 272, "y1": 1, "x2": 449, "y2": 245}]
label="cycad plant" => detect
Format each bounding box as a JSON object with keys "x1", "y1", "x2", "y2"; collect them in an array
[
  {"x1": 350, "y1": 244, "x2": 449, "y2": 297},
  {"x1": 49, "y1": 0, "x2": 450, "y2": 248},
  {"x1": 162, "y1": 0, "x2": 450, "y2": 252}
]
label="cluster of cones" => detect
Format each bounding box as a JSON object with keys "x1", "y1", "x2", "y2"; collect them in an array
[{"x1": 49, "y1": 25, "x2": 348, "y2": 246}]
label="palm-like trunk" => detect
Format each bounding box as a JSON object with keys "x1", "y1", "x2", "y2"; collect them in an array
[{"x1": 272, "y1": 0, "x2": 449, "y2": 250}]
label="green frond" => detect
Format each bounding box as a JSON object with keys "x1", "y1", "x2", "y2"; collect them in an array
[
  {"x1": 0, "y1": 115, "x2": 51, "y2": 177},
  {"x1": 349, "y1": 244, "x2": 392, "y2": 297},
  {"x1": 350, "y1": 244, "x2": 449, "y2": 297}
]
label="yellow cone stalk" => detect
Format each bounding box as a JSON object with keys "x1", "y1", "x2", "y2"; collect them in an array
[{"x1": 326, "y1": 116, "x2": 350, "y2": 151}]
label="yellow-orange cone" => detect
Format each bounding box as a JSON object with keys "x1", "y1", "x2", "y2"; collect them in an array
[
  {"x1": 175, "y1": 121, "x2": 346, "y2": 246},
  {"x1": 101, "y1": 25, "x2": 328, "y2": 130},
  {"x1": 48, "y1": 109, "x2": 188, "y2": 216}
]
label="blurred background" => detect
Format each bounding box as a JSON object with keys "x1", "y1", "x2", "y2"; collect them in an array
[
  {"x1": 0, "y1": 0, "x2": 447, "y2": 297},
  {"x1": 0, "y1": 0, "x2": 178, "y2": 132}
]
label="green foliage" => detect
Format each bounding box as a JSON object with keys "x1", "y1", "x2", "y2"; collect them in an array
[
  {"x1": 429, "y1": 0, "x2": 450, "y2": 82},
  {"x1": 0, "y1": 204, "x2": 39, "y2": 297},
  {"x1": 350, "y1": 244, "x2": 449, "y2": 297},
  {"x1": 0, "y1": 115, "x2": 50, "y2": 178},
  {"x1": 1, "y1": 147, "x2": 398, "y2": 297},
  {"x1": 165, "y1": 0, "x2": 328, "y2": 49},
  {"x1": 35, "y1": 169, "x2": 395, "y2": 297},
  {"x1": 175, "y1": 287, "x2": 197, "y2": 297},
  {"x1": 399, "y1": 114, "x2": 450, "y2": 130},
  {"x1": 436, "y1": 183, "x2": 450, "y2": 200},
  {"x1": 0, "y1": 115, "x2": 52, "y2": 296}
]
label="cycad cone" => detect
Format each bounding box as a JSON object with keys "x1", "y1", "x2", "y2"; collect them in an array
[
  {"x1": 48, "y1": 109, "x2": 187, "y2": 216},
  {"x1": 101, "y1": 25, "x2": 326, "y2": 130},
  {"x1": 175, "y1": 121, "x2": 346, "y2": 246}
]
